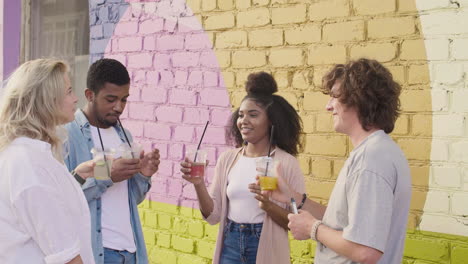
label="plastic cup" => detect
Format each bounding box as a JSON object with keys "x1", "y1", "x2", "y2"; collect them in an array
[
  {"x1": 119, "y1": 142, "x2": 142, "y2": 159},
  {"x1": 186, "y1": 149, "x2": 207, "y2": 177},
  {"x1": 91, "y1": 148, "x2": 114, "y2": 180},
  {"x1": 256, "y1": 157, "x2": 278, "y2": 191}
]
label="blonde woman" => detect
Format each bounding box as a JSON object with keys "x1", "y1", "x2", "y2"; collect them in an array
[{"x1": 0, "y1": 59, "x2": 95, "y2": 264}]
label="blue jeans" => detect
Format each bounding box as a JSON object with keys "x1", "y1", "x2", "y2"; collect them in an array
[
  {"x1": 220, "y1": 219, "x2": 263, "y2": 264},
  {"x1": 104, "y1": 248, "x2": 136, "y2": 264}
]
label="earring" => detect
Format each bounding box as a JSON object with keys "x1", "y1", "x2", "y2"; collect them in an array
[{"x1": 243, "y1": 140, "x2": 248, "y2": 145}]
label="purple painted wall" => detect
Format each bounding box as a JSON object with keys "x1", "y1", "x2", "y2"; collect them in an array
[{"x1": 2, "y1": 0, "x2": 21, "y2": 79}]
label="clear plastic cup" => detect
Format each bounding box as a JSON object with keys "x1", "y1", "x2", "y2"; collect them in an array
[
  {"x1": 185, "y1": 149, "x2": 207, "y2": 177},
  {"x1": 119, "y1": 142, "x2": 142, "y2": 159},
  {"x1": 256, "y1": 157, "x2": 278, "y2": 191},
  {"x1": 91, "y1": 148, "x2": 115, "y2": 180}
]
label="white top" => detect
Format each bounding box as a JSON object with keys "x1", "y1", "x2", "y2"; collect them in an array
[
  {"x1": 315, "y1": 130, "x2": 411, "y2": 264},
  {"x1": 226, "y1": 155, "x2": 266, "y2": 223},
  {"x1": 0, "y1": 137, "x2": 95, "y2": 264},
  {"x1": 90, "y1": 126, "x2": 136, "y2": 252}
]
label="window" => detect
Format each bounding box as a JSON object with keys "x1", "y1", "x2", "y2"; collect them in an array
[{"x1": 23, "y1": 0, "x2": 90, "y2": 107}]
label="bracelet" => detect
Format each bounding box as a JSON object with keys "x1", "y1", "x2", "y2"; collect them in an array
[
  {"x1": 297, "y1": 193, "x2": 307, "y2": 210},
  {"x1": 71, "y1": 170, "x2": 85, "y2": 185},
  {"x1": 310, "y1": 220, "x2": 322, "y2": 241}
]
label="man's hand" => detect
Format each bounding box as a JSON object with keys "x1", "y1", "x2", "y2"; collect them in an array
[
  {"x1": 288, "y1": 210, "x2": 316, "y2": 240},
  {"x1": 74, "y1": 160, "x2": 95, "y2": 179},
  {"x1": 111, "y1": 158, "x2": 141, "y2": 182},
  {"x1": 140, "y1": 148, "x2": 160, "y2": 177}
]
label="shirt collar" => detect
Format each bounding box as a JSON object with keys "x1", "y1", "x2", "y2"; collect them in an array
[
  {"x1": 74, "y1": 109, "x2": 90, "y2": 129},
  {"x1": 11, "y1": 137, "x2": 51, "y2": 151}
]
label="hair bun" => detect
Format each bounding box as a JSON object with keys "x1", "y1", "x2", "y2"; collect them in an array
[{"x1": 245, "y1": 72, "x2": 278, "y2": 96}]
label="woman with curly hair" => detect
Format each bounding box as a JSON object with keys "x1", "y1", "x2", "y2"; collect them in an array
[{"x1": 180, "y1": 72, "x2": 306, "y2": 264}]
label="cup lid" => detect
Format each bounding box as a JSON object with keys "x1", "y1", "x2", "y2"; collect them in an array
[{"x1": 90, "y1": 147, "x2": 116, "y2": 154}]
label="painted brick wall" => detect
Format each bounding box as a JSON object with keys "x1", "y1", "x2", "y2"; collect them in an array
[{"x1": 89, "y1": 0, "x2": 468, "y2": 263}]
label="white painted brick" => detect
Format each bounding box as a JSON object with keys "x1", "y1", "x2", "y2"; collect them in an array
[
  {"x1": 433, "y1": 115, "x2": 465, "y2": 137},
  {"x1": 452, "y1": 89, "x2": 468, "y2": 112},
  {"x1": 431, "y1": 89, "x2": 449, "y2": 111},
  {"x1": 430, "y1": 139, "x2": 449, "y2": 162},
  {"x1": 419, "y1": 10, "x2": 468, "y2": 36},
  {"x1": 419, "y1": 214, "x2": 468, "y2": 237},
  {"x1": 421, "y1": 190, "x2": 450, "y2": 213},
  {"x1": 450, "y1": 141, "x2": 468, "y2": 162},
  {"x1": 452, "y1": 38, "x2": 468, "y2": 60},
  {"x1": 416, "y1": 0, "x2": 450, "y2": 10},
  {"x1": 452, "y1": 193, "x2": 468, "y2": 215},
  {"x1": 424, "y1": 38, "x2": 449, "y2": 60},
  {"x1": 144, "y1": 2, "x2": 157, "y2": 13},
  {"x1": 433, "y1": 63, "x2": 464, "y2": 84},
  {"x1": 432, "y1": 167, "x2": 461, "y2": 188}
]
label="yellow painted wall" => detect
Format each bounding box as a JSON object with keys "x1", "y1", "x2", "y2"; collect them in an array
[{"x1": 100, "y1": 0, "x2": 468, "y2": 263}]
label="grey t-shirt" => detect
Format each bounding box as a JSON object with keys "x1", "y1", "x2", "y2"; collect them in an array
[{"x1": 314, "y1": 130, "x2": 411, "y2": 264}]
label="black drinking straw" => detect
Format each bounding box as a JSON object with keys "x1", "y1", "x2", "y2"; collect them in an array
[
  {"x1": 194, "y1": 121, "x2": 209, "y2": 162},
  {"x1": 96, "y1": 127, "x2": 111, "y2": 177},
  {"x1": 118, "y1": 118, "x2": 134, "y2": 158},
  {"x1": 264, "y1": 125, "x2": 275, "y2": 176}
]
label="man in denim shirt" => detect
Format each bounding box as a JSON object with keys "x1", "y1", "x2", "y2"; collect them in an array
[{"x1": 65, "y1": 59, "x2": 160, "y2": 264}]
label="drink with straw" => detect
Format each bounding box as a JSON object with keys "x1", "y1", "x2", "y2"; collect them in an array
[
  {"x1": 119, "y1": 142, "x2": 142, "y2": 159},
  {"x1": 91, "y1": 148, "x2": 114, "y2": 180},
  {"x1": 186, "y1": 149, "x2": 207, "y2": 177},
  {"x1": 186, "y1": 120, "x2": 209, "y2": 177},
  {"x1": 256, "y1": 156, "x2": 278, "y2": 190},
  {"x1": 257, "y1": 125, "x2": 277, "y2": 190}
]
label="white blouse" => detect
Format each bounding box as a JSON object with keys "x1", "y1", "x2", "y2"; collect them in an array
[
  {"x1": 0, "y1": 137, "x2": 95, "y2": 264},
  {"x1": 226, "y1": 155, "x2": 266, "y2": 223}
]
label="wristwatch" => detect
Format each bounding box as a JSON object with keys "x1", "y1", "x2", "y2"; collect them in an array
[{"x1": 71, "y1": 169, "x2": 85, "y2": 185}]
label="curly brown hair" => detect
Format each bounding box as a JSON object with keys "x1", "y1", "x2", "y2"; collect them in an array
[{"x1": 322, "y1": 58, "x2": 402, "y2": 133}]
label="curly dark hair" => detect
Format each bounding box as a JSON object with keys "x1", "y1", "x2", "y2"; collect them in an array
[
  {"x1": 228, "y1": 72, "x2": 303, "y2": 156},
  {"x1": 86, "y1": 58, "x2": 130, "y2": 94},
  {"x1": 322, "y1": 58, "x2": 401, "y2": 133}
]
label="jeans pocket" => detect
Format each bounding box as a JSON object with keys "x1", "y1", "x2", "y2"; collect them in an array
[
  {"x1": 253, "y1": 226, "x2": 262, "y2": 239},
  {"x1": 223, "y1": 223, "x2": 230, "y2": 240}
]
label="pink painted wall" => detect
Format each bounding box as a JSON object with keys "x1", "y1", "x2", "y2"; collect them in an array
[{"x1": 90, "y1": 0, "x2": 233, "y2": 208}]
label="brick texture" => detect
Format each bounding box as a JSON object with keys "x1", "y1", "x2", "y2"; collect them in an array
[{"x1": 88, "y1": 0, "x2": 468, "y2": 263}]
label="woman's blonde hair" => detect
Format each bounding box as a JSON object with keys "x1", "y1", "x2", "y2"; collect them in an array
[{"x1": 0, "y1": 58, "x2": 70, "y2": 161}]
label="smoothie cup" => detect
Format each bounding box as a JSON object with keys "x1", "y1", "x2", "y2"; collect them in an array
[
  {"x1": 91, "y1": 148, "x2": 114, "y2": 180},
  {"x1": 186, "y1": 149, "x2": 207, "y2": 177},
  {"x1": 119, "y1": 142, "x2": 142, "y2": 159},
  {"x1": 256, "y1": 157, "x2": 277, "y2": 191}
]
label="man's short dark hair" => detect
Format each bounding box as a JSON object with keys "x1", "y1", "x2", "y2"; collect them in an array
[
  {"x1": 86, "y1": 58, "x2": 130, "y2": 94},
  {"x1": 322, "y1": 58, "x2": 402, "y2": 133}
]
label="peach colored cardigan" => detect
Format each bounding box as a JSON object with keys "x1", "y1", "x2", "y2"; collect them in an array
[{"x1": 203, "y1": 147, "x2": 306, "y2": 264}]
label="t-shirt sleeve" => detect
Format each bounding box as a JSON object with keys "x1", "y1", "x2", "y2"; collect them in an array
[
  {"x1": 342, "y1": 169, "x2": 394, "y2": 252},
  {"x1": 12, "y1": 185, "x2": 81, "y2": 264}
]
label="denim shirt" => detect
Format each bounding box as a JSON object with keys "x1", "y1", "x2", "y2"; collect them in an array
[{"x1": 64, "y1": 110, "x2": 150, "y2": 264}]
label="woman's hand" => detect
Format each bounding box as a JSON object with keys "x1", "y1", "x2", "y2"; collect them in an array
[
  {"x1": 248, "y1": 181, "x2": 273, "y2": 211},
  {"x1": 74, "y1": 160, "x2": 95, "y2": 179}
]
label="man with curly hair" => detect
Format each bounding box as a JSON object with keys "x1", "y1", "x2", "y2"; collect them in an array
[{"x1": 276, "y1": 58, "x2": 411, "y2": 264}]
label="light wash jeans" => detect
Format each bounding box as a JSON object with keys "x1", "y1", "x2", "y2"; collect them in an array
[
  {"x1": 219, "y1": 219, "x2": 263, "y2": 264},
  {"x1": 104, "y1": 248, "x2": 136, "y2": 264}
]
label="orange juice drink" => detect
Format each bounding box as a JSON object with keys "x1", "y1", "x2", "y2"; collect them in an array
[
  {"x1": 256, "y1": 157, "x2": 277, "y2": 191},
  {"x1": 259, "y1": 176, "x2": 278, "y2": 191}
]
